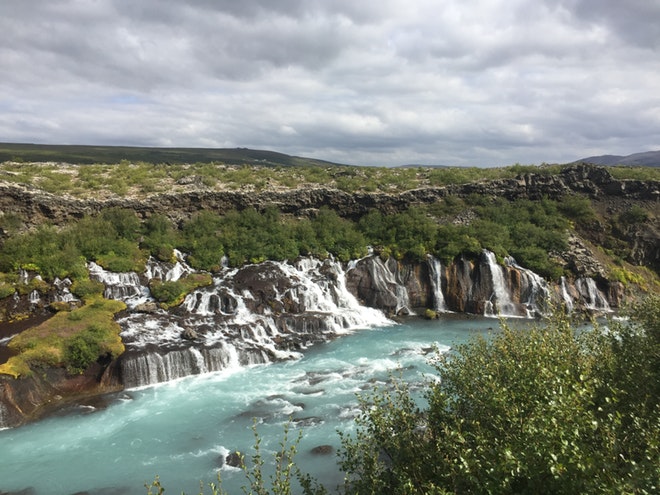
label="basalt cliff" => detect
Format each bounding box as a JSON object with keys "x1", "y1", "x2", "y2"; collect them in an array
[{"x1": 0, "y1": 163, "x2": 658, "y2": 428}]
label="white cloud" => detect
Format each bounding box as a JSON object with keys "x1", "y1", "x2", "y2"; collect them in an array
[{"x1": 0, "y1": 0, "x2": 658, "y2": 166}]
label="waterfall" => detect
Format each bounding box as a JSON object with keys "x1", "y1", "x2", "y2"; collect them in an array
[
  {"x1": 88, "y1": 262, "x2": 147, "y2": 306},
  {"x1": 575, "y1": 278, "x2": 611, "y2": 312},
  {"x1": 118, "y1": 257, "x2": 392, "y2": 388},
  {"x1": 427, "y1": 255, "x2": 448, "y2": 312},
  {"x1": 53, "y1": 278, "x2": 77, "y2": 302},
  {"x1": 28, "y1": 290, "x2": 41, "y2": 306},
  {"x1": 560, "y1": 277, "x2": 574, "y2": 312},
  {"x1": 144, "y1": 251, "x2": 193, "y2": 282},
  {"x1": 120, "y1": 344, "x2": 267, "y2": 388},
  {"x1": 0, "y1": 401, "x2": 9, "y2": 430},
  {"x1": 483, "y1": 251, "x2": 516, "y2": 317},
  {"x1": 368, "y1": 257, "x2": 413, "y2": 315},
  {"x1": 504, "y1": 256, "x2": 549, "y2": 317}
]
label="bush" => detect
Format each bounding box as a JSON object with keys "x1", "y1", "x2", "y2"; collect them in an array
[
  {"x1": 65, "y1": 331, "x2": 101, "y2": 374},
  {"x1": 71, "y1": 279, "x2": 105, "y2": 298},
  {"x1": 339, "y1": 302, "x2": 660, "y2": 494}
]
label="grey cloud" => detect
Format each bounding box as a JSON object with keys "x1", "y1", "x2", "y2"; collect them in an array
[{"x1": 0, "y1": 0, "x2": 658, "y2": 167}]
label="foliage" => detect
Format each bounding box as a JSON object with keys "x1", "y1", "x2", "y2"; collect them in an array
[
  {"x1": 0, "y1": 296, "x2": 125, "y2": 377},
  {"x1": 617, "y1": 204, "x2": 649, "y2": 225},
  {"x1": 149, "y1": 273, "x2": 213, "y2": 307},
  {"x1": 339, "y1": 302, "x2": 660, "y2": 494},
  {"x1": 70, "y1": 279, "x2": 105, "y2": 298},
  {"x1": 557, "y1": 195, "x2": 597, "y2": 225},
  {"x1": 65, "y1": 328, "x2": 102, "y2": 374},
  {"x1": 0, "y1": 281, "x2": 15, "y2": 299}
]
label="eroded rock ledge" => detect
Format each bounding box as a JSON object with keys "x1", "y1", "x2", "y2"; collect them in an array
[{"x1": 1, "y1": 164, "x2": 657, "y2": 228}]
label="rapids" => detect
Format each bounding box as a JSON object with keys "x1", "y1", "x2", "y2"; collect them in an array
[{"x1": 0, "y1": 317, "x2": 497, "y2": 495}]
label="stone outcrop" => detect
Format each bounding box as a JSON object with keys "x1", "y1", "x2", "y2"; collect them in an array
[{"x1": 0, "y1": 164, "x2": 657, "y2": 229}]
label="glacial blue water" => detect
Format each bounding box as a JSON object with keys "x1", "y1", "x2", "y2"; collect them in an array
[{"x1": 0, "y1": 316, "x2": 500, "y2": 495}]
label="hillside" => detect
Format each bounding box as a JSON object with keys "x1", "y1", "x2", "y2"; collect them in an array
[
  {"x1": 576, "y1": 150, "x2": 660, "y2": 168},
  {"x1": 0, "y1": 142, "x2": 346, "y2": 168}
]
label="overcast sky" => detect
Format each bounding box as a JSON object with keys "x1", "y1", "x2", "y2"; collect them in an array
[{"x1": 1, "y1": 1, "x2": 659, "y2": 167}]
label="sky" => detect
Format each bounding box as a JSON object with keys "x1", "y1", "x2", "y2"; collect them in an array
[{"x1": 1, "y1": 0, "x2": 659, "y2": 167}]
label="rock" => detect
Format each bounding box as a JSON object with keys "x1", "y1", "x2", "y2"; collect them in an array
[
  {"x1": 134, "y1": 302, "x2": 159, "y2": 313},
  {"x1": 224, "y1": 451, "x2": 243, "y2": 468},
  {"x1": 310, "y1": 445, "x2": 334, "y2": 455},
  {"x1": 180, "y1": 327, "x2": 198, "y2": 340}
]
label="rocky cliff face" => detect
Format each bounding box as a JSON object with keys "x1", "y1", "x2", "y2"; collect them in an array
[{"x1": 1, "y1": 163, "x2": 658, "y2": 225}]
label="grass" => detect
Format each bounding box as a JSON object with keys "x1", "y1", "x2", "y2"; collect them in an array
[{"x1": 0, "y1": 296, "x2": 126, "y2": 378}]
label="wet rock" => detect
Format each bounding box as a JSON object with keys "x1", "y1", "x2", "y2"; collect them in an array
[
  {"x1": 310, "y1": 445, "x2": 334, "y2": 455},
  {"x1": 134, "y1": 301, "x2": 159, "y2": 313},
  {"x1": 180, "y1": 327, "x2": 198, "y2": 340},
  {"x1": 224, "y1": 451, "x2": 243, "y2": 468}
]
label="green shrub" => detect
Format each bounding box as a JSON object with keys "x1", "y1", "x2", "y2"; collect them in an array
[
  {"x1": 149, "y1": 273, "x2": 213, "y2": 307},
  {"x1": 71, "y1": 279, "x2": 105, "y2": 298},
  {"x1": 0, "y1": 281, "x2": 17, "y2": 299},
  {"x1": 65, "y1": 331, "x2": 101, "y2": 374},
  {"x1": 617, "y1": 205, "x2": 649, "y2": 225},
  {"x1": 339, "y1": 301, "x2": 660, "y2": 494}
]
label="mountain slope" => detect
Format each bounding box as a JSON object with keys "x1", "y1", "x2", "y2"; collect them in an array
[
  {"x1": 577, "y1": 150, "x2": 660, "y2": 167},
  {"x1": 0, "y1": 142, "x2": 347, "y2": 167}
]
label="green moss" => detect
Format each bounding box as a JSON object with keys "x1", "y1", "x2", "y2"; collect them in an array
[{"x1": 0, "y1": 295, "x2": 126, "y2": 378}]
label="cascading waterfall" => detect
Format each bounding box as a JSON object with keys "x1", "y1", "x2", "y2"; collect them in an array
[
  {"x1": 88, "y1": 262, "x2": 146, "y2": 306},
  {"x1": 144, "y1": 250, "x2": 193, "y2": 282},
  {"x1": 560, "y1": 277, "x2": 574, "y2": 312},
  {"x1": 483, "y1": 251, "x2": 516, "y2": 317},
  {"x1": 0, "y1": 400, "x2": 7, "y2": 430},
  {"x1": 28, "y1": 290, "x2": 41, "y2": 305},
  {"x1": 575, "y1": 277, "x2": 611, "y2": 312},
  {"x1": 120, "y1": 343, "x2": 254, "y2": 388},
  {"x1": 427, "y1": 255, "x2": 448, "y2": 312},
  {"x1": 504, "y1": 256, "x2": 549, "y2": 317},
  {"x1": 75, "y1": 251, "x2": 607, "y2": 391},
  {"x1": 53, "y1": 277, "x2": 77, "y2": 302},
  {"x1": 368, "y1": 257, "x2": 413, "y2": 315},
  {"x1": 110, "y1": 257, "x2": 392, "y2": 388}
]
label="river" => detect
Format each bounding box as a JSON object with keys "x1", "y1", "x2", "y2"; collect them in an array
[{"x1": 0, "y1": 315, "x2": 500, "y2": 495}]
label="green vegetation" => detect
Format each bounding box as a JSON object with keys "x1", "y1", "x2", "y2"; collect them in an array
[
  {"x1": 3, "y1": 157, "x2": 656, "y2": 199},
  {"x1": 339, "y1": 298, "x2": 660, "y2": 494},
  {"x1": 0, "y1": 193, "x2": 634, "y2": 287},
  {"x1": 150, "y1": 296, "x2": 660, "y2": 494},
  {"x1": 0, "y1": 295, "x2": 125, "y2": 377},
  {"x1": 150, "y1": 273, "x2": 213, "y2": 308}
]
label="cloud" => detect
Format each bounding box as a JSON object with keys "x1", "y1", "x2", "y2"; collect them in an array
[{"x1": 0, "y1": 0, "x2": 658, "y2": 166}]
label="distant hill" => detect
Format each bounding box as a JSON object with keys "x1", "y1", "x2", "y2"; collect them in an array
[
  {"x1": 575, "y1": 150, "x2": 660, "y2": 168},
  {"x1": 0, "y1": 142, "x2": 347, "y2": 167}
]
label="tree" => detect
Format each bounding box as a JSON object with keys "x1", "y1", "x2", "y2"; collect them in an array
[{"x1": 339, "y1": 299, "x2": 660, "y2": 494}]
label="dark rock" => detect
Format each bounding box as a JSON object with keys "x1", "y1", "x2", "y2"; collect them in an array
[
  {"x1": 180, "y1": 327, "x2": 198, "y2": 340},
  {"x1": 310, "y1": 445, "x2": 334, "y2": 455},
  {"x1": 225, "y1": 451, "x2": 243, "y2": 468}
]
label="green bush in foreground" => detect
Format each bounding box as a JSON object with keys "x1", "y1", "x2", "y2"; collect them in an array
[
  {"x1": 340, "y1": 298, "x2": 659, "y2": 494},
  {"x1": 153, "y1": 297, "x2": 659, "y2": 494}
]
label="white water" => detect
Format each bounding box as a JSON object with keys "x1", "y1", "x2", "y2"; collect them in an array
[
  {"x1": 560, "y1": 276, "x2": 575, "y2": 312},
  {"x1": 89, "y1": 262, "x2": 148, "y2": 307},
  {"x1": 367, "y1": 257, "x2": 413, "y2": 315},
  {"x1": 0, "y1": 317, "x2": 497, "y2": 495},
  {"x1": 504, "y1": 256, "x2": 550, "y2": 317},
  {"x1": 427, "y1": 255, "x2": 448, "y2": 312},
  {"x1": 575, "y1": 277, "x2": 611, "y2": 312},
  {"x1": 115, "y1": 258, "x2": 392, "y2": 389},
  {"x1": 483, "y1": 251, "x2": 516, "y2": 317}
]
